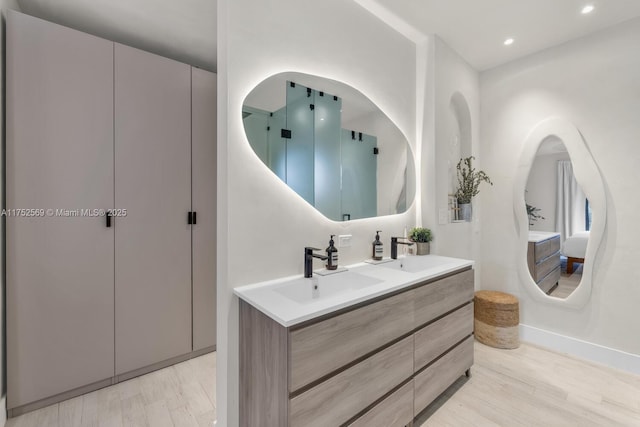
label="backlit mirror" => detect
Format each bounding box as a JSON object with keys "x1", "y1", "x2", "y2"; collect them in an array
[
  {"x1": 525, "y1": 137, "x2": 590, "y2": 299},
  {"x1": 242, "y1": 72, "x2": 415, "y2": 221}
]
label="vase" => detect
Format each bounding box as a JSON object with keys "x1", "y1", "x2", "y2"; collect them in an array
[
  {"x1": 459, "y1": 203, "x2": 472, "y2": 222},
  {"x1": 415, "y1": 242, "x2": 430, "y2": 255}
]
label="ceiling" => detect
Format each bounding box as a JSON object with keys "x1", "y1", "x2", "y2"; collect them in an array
[
  {"x1": 16, "y1": 0, "x2": 217, "y2": 71},
  {"x1": 372, "y1": 0, "x2": 640, "y2": 70},
  {"x1": 15, "y1": 0, "x2": 640, "y2": 72}
]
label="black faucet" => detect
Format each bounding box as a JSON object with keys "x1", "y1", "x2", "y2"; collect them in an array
[
  {"x1": 391, "y1": 237, "x2": 413, "y2": 259},
  {"x1": 304, "y1": 247, "x2": 328, "y2": 278}
]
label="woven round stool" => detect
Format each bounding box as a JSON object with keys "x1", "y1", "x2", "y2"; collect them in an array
[{"x1": 474, "y1": 291, "x2": 520, "y2": 349}]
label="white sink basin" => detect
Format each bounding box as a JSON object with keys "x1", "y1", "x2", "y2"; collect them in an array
[
  {"x1": 234, "y1": 254, "x2": 473, "y2": 326},
  {"x1": 377, "y1": 255, "x2": 457, "y2": 274},
  {"x1": 273, "y1": 271, "x2": 383, "y2": 304}
]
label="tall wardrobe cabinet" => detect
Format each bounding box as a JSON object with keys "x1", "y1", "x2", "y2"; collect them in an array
[
  {"x1": 6, "y1": 11, "x2": 217, "y2": 414},
  {"x1": 6, "y1": 10, "x2": 116, "y2": 414},
  {"x1": 114, "y1": 44, "x2": 193, "y2": 376}
]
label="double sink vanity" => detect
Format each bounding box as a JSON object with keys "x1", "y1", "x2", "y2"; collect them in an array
[{"x1": 235, "y1": 254, "x2": 475, "y2": 426}]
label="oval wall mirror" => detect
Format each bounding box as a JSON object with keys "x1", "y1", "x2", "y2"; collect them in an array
[
  {"x1": 525, "y1": 137, "x2": 590, "y2": 299},
  {"x1": 242, "y1": 72, "x2": 415, "y2": 222},
  {"x1": 514, "y1": 118, "x2": 606, "y2": 308}
]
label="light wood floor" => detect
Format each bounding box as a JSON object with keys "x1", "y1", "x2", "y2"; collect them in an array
[
  {"x1": 6, "y1": 352, "x2": 217, "y2": 427},
  {"x1": 549, "y1": 274, "x2": 580, "y2": 299},
  {"x1": 7, "y1": 342, "x2": 640, "y2": 427},
  {"x1": 417, "y1": 341, "x2": 640, "y2": 427},
  {"x1": 550, "y1": 259, "x2": 583, "y2": 299}
]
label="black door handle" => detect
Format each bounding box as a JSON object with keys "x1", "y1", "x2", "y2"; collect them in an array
[
  {"x1": 106, "y1": 211, "x2": 112, "y2": 228},
  {"x1": 188, "y1": 211, "x2": 198, "y2": 225}
]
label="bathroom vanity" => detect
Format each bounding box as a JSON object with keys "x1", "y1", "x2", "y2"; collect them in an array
[
  {"x1": 235, "y1": 255, "x2": 474, "y2": 426},
  {"x1": 527, "y1": 231, "x2": 561, "y2": 294}
]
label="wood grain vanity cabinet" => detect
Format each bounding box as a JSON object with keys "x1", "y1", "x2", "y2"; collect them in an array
[
  {"x1": 289, "y1": 289, "x2": 414, "y2": 391},
  {"x1": 6, "y1": 11, "x2": 217, "y2": 414},
  {"x1": 240, "y1": 267, "x2": 475, "y2": 426},
  {"x1": 528, "y1": 233, "x2": 561, "y2": 294}
]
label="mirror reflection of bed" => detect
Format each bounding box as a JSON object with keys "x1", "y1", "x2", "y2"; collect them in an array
[
  {"x1": 564, "y1": 231, "x2": 589, "y2": 274},
  {"x1": 525, "y1": 137, "x2": 591, "y2": 299}
]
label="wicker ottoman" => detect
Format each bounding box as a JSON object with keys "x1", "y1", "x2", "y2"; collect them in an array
[{"x1": 474, "y1": 291, "x2": 520, "y2": 349}]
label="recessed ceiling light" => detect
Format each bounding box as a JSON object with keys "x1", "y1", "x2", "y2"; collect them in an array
[
  {"x1": 581, "y1": 5, "x2": 595, "y2": 14},
  {"x1": 504, "y1": 38, "x2": 514, "y2": 46}
]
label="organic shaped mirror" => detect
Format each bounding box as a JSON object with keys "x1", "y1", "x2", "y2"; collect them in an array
[
  {"x1": 514, "y1": 118, "x2": 606, "y2": 308},
  {"x1": 242, "y1": 72, "x2": 415, "y2": 221},
  {"x1": 525, "y1": 138, "x2": 590, "y2": 299}
]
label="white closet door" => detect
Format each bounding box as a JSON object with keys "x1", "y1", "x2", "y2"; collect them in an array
[
  {"x1": 6, "y1": 11, "x2": 115, "y2": 409},
  {"x1": 192, "y1": 68, "x2": 217, "y2": 351},
  {"x1": 114, "y1": 44, "x2": 192, "y2": 375}
]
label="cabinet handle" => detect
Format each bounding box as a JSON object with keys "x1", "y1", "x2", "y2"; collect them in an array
[
  {"x1": 106, "y1": 211, "x2": 112, "y2": 228},
  {"x1": 192, "y1": 212, "x2": 197, "y2": 225},
  {"x1": 187, "y1": 211, "x2": 193, "y2": 225}
]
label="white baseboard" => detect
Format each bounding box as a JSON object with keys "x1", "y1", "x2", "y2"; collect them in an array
[
  {"x1": 520, "y1": 324, "x2": 640, "y2": 375},
  {"x1": 0, "y1": 396, "x2": 6, "y2": 427}
]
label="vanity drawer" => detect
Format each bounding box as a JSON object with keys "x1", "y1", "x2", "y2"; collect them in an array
[
  {"x1": 412, "y1": 269, "x2": 474, "y2": 328},
  {"x1": 538, "y1": 265, "x2": 561, "y2": 294},
  {"x1": 289, "y1": 290, "x2": 413, "y2": 392},
  {"x1": 414, "y1": 335, "x2": 474, "y2": 416},
  {"x1": 289, "y1": 336, "x2": 413, "y2": 427},
  {"x1": 533, "y1": 236, "x2": 560, "y2": 263},
  {"x1": 533, "y1": 252, "x2": 560, "y2": 282},
  {"x1": 347, "y1": 381, "x2": 413, "y2": 427},
  {"x1": 414, "y1": 303, "x2": 473, "y2": 371}
]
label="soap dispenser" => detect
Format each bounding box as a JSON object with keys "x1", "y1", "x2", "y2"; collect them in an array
[
  {"x1": 372, "y1": 230, "x2": 383, "y2": 261},
  {"x1": 326, "y1": 235, "x2": 338, "y2": 270}
]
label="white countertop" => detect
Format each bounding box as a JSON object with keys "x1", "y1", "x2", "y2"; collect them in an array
[
  {"x1": 528, "y1": 231, "x2": 560, "y2": 243},
  {"x1": 233, "y1": 255, "x2": 474, "y2": 327}
]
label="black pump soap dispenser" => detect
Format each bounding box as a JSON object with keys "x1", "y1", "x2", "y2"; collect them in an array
[
  {"x1": 326, "y1": 235, "x2": 338, "y2": 270},
  {"x1": 372, "y1": 230, "x2": 383, "y2": 261}
]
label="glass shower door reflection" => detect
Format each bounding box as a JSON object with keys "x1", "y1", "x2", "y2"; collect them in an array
[
  {"x1": 313, "y1": 92, "x2": 342, "y2": 221},
  {"x1": 285, "y1": 83, "x2": 315, "y2": 206},
  {"x1": 341, "y1": 130, "x2": 377, "y2": 220}
]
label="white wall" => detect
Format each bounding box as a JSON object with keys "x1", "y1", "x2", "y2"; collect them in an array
[
  {"x1": 429, "y1": 37, "x2": 481, "y2": 263},
  {"x1": 217, "y1": 0, "x2": 417, "y2": 424},
  {"x1": 480, "y1": 19, "x2": 640, "y2": 359},
  {"x1": 527, "y1": 151, "x2": 570, "y2": 232}
]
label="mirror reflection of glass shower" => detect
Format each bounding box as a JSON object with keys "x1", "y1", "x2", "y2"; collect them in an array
[
  {"x1": 341, "y1": 129, "x2": 377, "y2": 221},
  {"x1": 243, "y1": 81, "x2": 378, "y2": 221},
  {"x1": 242, "y1": 106, "x2": 286, "y2": 180}
]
